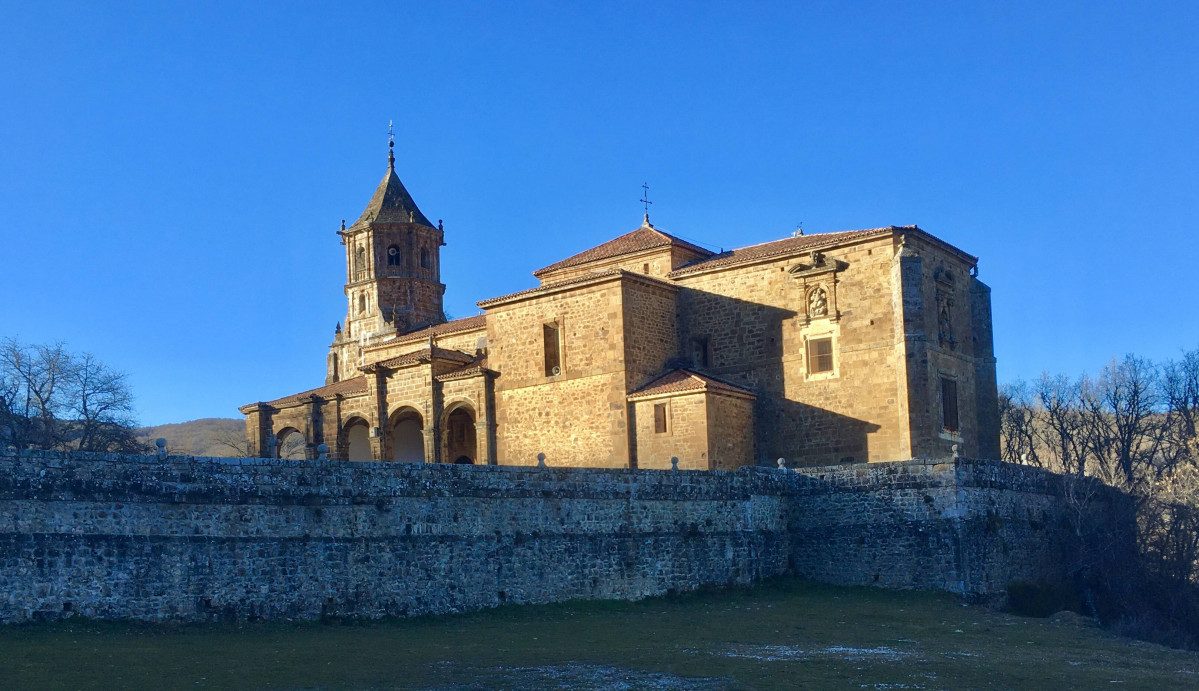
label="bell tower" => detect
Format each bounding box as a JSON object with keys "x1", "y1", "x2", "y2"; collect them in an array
[{"x1": 327, "y1": 136, "x2": 446, "y2": 383}]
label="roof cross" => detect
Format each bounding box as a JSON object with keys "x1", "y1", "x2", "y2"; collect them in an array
[{"x1": 640, "y1": 182, "x2": 652, "y2": 214}]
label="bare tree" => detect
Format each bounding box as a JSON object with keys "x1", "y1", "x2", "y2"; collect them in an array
[
  {"x1": 0, "y1": 339, "x2": 72, "y2": 450},
  {"x1": 0, "y1": 338, "x2": 143, "y2": 453},
  {"x1": 1036, "y1": 372, "x2": 1089, "y2": 475},
  {"x1": 1082, "y1": 356, "x2": 1164, "y2": 490},
  {"x1": 999, "y1": 380, "x2": 1039, "y2": 465}
]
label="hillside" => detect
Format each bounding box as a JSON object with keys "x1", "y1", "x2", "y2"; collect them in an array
[{"x1": 136, "y1": 418, "x2": 246, "y2": 457}]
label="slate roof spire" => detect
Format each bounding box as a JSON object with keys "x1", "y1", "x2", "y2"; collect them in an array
[{"x1": 350, "y1": 126, "x2": 433, "y2": 229}]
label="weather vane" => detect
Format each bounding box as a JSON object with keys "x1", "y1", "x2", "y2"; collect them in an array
[
  {"x1": 640, "y1": 182, "x2": 652, "y2": 215},
  {"x1": 388, "y1": 120, "x2": 394, "y2": 148}
]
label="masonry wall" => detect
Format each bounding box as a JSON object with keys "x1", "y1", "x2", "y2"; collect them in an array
[
  {"x1": 675, "y1": 236, "x2": 908, "y2": 466},
  {"x1": 487, "y1": 281, "x2": 632, "y2": 467},
  {"x1": 0, "y1": 450, "x2": 793, "y2": 623},
  {"x1": 0, "y1": 451, "x2": 1132, "y2": 624}
]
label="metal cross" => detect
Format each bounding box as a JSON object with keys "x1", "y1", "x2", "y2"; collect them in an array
[
  {"x1": 388, "y1": 120, "x2": 395, "y2": 147},
  {"x1": 640, "y1": 182, "x2": 653, "y2": 214}
]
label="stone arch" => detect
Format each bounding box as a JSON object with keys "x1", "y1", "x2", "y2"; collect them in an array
[
  {"x1": 440, "y1": 401, "x2": 477, "y2": 465},
  {"x1": 341, "y1": 417, "x2": 372, "y2": 462},
  {"x1": 387, "y1": 406, "x2": 425, "y2": 463},
  {"x1": 276, "y1": 427, "x2": 307, "y2": 460}
]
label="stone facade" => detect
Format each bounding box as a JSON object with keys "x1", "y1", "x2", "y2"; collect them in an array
[
  {"x1": 241, "y1": 152, "x2": 1000, "y2": 469},
  {"x1": 0, "y1": 450, "x2": 1131, "y2": 623}
]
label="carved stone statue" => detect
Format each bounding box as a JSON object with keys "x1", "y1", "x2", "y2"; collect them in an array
[{"x1": 809, "y1": 287, "x2": 828, "y2": 318}]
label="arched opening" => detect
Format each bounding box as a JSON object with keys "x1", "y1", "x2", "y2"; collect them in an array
[
  {"x1": 343, "y1": 419, "x2": 372, "y2": 462},
  {"x1": 420, "y1": 247, "x2": 430, "y2": 269},
  {"x1": 354, "y1": 246, "x2": 367, "y2": 279},
  {"x1": 277, "y1": 428, "x2": 307, "y2": 460},
  {"x1": 389, "y1": 408, "x2": 424, "y2": 463},
  {"x1": 443, "y1": 404, "x2": 477, "y2": 465}
]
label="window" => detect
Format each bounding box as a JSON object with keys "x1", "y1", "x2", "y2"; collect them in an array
[
  {"x1": 654, "y1": 403, "x2": 668, "y2": 433},
  {"x1": 941, "y1": 378, "x2": 959, "y2": 433},
  {"x1": 357, "y1": 294, "x2": 366, "y2": 315},
  {"x1": 643, "y1": 263, "x2": 650, "y2": 274},
  {"x1": 354, "y1": 247, "x2": 366, "y2": 279},
  {"x1": 691, "y1": 337, "x2": 710, "y2": 368},
  {"x1": 807, "y1": 337, "x2": 834, "y2": 374},
  {"x1": 387, "y1": 245, "x2": 401, "y2": 266},
  {"x1": 420, "y1": 248, "x2": 430, "y2": 269},
  {"x1": 543, "y1": 322, "x2": 562, "y2": 376}
]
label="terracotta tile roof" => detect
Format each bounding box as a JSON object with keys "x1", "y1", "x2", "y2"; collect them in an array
[
  {"x1": 263, "y1": 376, "x2": 369, "y2": 407},
  {"x1": 478, "y1": 269, "x2": 622, "y2": 308},
  {"x1": 371, "y1": 346, "x2": 474, "y2": 371},
  {"x1": 478, "y1": 269, "x2": 676, "y2": 309},
  {"x1": 533, "y1": 223, "x2": 713, "y2": 277},
  {"x1": 667, "y1": 227, "x2": 900, "y2": 277},
  {"x1": 435, "y1": 358, "x2": 493, "y2": 381},
  {"x1": 627, "y1": 369, "x2": 756, "y2": 401},
  {"x1": 391, "y1": 314, "x2": 486, "y2": 345}
]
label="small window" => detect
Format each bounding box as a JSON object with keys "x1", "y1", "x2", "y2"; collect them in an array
[
  {"x1": 354, "y1": 246, "x2": 366, "y2": 277},
  {"x1": 654, "y1": 403, "x2": 667, "y2": 434},
  {"x1": 941, "y1": 378, "x2": 959, "y2": 433},
  {"x1": 691, "y1": 337, "x2": 710, "y2": 368},
  {"x1": 543, "y1": 322, "x2": 562, "y2": 376},
  {"x1": 387, "y1": 245, "x2": 401, "y2": 266},
  {"x1": 643, "y1": 263, "x2": 650, "y2": 274},
  {"x1": 420, "y1": 248, "x2": 430, "y2": 269},
  {"x1": 807, "y1": 337, "x2": 834, "y2": 374},
  {"x1": 357, "y1": 294, "x2": 366, "y2": 315}
]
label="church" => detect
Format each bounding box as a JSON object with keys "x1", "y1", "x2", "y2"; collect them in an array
[{"x1": 240, "y1": 142, "x2": 1000, "y2": 469}]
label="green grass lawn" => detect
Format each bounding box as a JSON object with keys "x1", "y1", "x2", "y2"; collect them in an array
[{"x1": 2, "y1": 579, "x2": 1196, "y2": 689}]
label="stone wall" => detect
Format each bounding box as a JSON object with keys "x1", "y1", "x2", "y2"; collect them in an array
[{"x1": 0, "y1": 451, "x2": 1131, "y2": 623}]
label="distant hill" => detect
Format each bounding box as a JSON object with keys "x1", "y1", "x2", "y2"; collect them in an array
[{"x1": 137, "y1": 418, "x2": 246, "y2": 457}]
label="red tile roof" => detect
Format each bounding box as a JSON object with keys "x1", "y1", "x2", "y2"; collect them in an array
[
  {"x1": 477, "y1": 269, "x2": 676, "y2": 309},
  {"x1": 435, "y1": 358, "x2": 493, "y2": 381},
  {"x1": 667, "y1": 227, "x2": 897, "y2": 277},
  {"x1": 627, "y1": 369, "x2": 756, "y2": 400},
  {"x1": 667, "y1": 225, "x2": 977, "y2": 277},
  {"x1": 371, "y1": 347, "x2": 474, "y2": 370},
  {"x1": 263, "y1": 376, "x2": 369, "y2": 408},
  {"x1": 533, "y1": 223, "x2": 713, "y2": 277},
  {"x1": 391, "y1": 314, "x2": 486, "y2": 345}
]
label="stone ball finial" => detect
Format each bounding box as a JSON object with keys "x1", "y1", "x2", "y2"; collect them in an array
[
  {"x1": 670, "y1": 457, "x2": 679, "y2": 471},
  {"x1": 1020, "y1": 453, "x2": 1029, "y2": 465},
  {"x1": 951, "y1": 444, "x2": 961, "y2": 459},
  {"x1": 155, "y1": 438, "x2": 167, "y2": 449},
  {"x1": 777, "y1": 458, "x2": 786, "y2": 470},
  {"x1": 316, "y1": 444, "x2": 329, "y2": 461},
  {"x1": 537, "y1": 453, "x2": 546, "y2": 468}
]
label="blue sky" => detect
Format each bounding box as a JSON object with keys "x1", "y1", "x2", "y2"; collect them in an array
[{"x1": 1, "y1": 1, "x2": 1197, "y2": 425}]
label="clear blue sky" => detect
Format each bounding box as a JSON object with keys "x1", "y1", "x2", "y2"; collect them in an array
[{"x1": 2, "y1": 1, "x2": 1197, "y2": 425}]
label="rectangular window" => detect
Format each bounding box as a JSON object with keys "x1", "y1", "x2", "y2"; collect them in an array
[
  {"x1": 807, "y1": 337, "x2": 834, "y2": 374},
  {"x1": 654, "y1": 403, "x2": 668, "y2": 434},
  {"x1": 941, "y1": 377, "x2": 959, "y2": 433},
  {"x1": 543, "y1": 322, "x2": 562, "y2": 376},
  {"x1": 691, "y1": 337, "x2": 710, "y2": 368}
]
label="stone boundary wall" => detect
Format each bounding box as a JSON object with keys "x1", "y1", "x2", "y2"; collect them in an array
[
  {"x1": 0, "y1": 451, "x2": 795, "y2": 623},
  {"x1": 0, "y1": 451, "x2": 1130, "y2": 622}
]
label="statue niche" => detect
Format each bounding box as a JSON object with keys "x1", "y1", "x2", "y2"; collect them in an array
[
  {"x1": 808, "y1": 287, "x2": 829, "y2": 318},
  {"x1": 788, "y1": 250, "x2": 847, "y2": 324}
]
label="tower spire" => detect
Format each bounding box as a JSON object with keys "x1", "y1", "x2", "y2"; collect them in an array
[
  {"x1": 640, "y1": 182, "x2": 653, "y2": 227},
  {"x1": 387, "y1": 120, "x2": 395, "y2": 171}
]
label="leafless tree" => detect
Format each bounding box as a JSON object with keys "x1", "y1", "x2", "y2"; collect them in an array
[
  {"x1": 999, "y1": 380, "x2": 1039, "y2": 465},
  {"x1": 0, "y1": 339, "x2": 72, "y2": 450},
  {"x1": 0, "y1": 338, "x2": 143, "y2": 453}
]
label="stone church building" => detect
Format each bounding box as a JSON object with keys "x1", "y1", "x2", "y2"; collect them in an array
[{"x1": 241, "y1": 145, "x2": 1000, "y2": 469}]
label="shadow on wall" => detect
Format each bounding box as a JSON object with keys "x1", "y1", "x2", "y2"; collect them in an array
[{"x1": 674, "y1": 288, "x2": 880, "y2": 466}]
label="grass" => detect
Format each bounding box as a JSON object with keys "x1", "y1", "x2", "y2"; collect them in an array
[{"x1": 2, "y1": 579, "x2": 1197, "y2": 689}]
